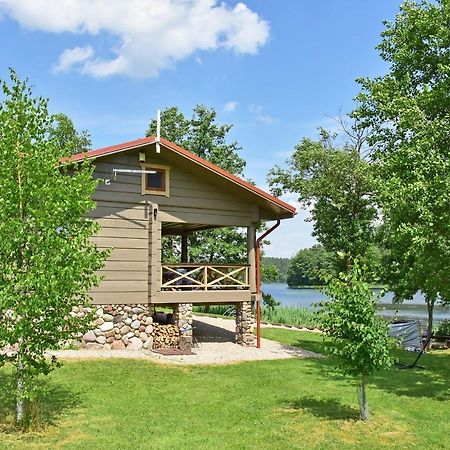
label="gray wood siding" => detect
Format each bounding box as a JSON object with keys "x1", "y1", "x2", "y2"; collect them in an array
[
  {"x1": 91, "y1": 228, "x2": 148, "y2": 304},
  {"x1": 90, "y1": 157, "x2": 149, "y2": 304},
  {"x1": 95, "y1": 152, "x2": 258, "y2": 226},
  {"x1": 90, "y1": 149, "x2": 259, "y2": 305}
]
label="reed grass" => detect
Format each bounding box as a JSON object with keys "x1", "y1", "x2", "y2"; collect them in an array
[
  {"x1": 261, "y1": 306, "x2": 319, "y2": 328},
  {"x1": 193, "y1": 304, "x2": 320, "y2": 328}
]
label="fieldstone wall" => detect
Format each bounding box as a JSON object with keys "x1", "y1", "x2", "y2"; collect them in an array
[
  {"x1": 73, "y1": 301, "x2": 255, "y2": 350},
  {"x1": 173, "y1": 303, "x2": 193, "y2": 350},
  {"x1": 75, "y1": 304, "x2": 154, "y2": 350},
  {"x1": 235, "y1": 301, "x2": 256, "y2": 347}
]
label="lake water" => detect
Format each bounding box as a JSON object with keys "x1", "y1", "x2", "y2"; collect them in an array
[{"x1": 262, "y1": 283, "x2": 450, "y2": 324}]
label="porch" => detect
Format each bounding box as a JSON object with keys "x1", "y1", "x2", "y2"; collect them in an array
[
  {"x1": 148, "y1": 203, "x2": 258, "y2": 306},
  {"x1": 153, "y1": 263, "x2": 252, "y2": 304}
]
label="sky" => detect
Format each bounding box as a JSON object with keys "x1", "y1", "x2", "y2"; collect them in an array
[{"x1": 0, "y1": 0, "x2": 404, "y2": 257}]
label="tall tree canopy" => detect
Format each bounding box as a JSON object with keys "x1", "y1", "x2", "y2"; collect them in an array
[
  {"x1": 147, "y1": 106, "x2": 247, "y2": 263},
  {"x1": 147, "y1": 105, "x2": 245, "y2": 175},
  {"x1": 353, "y1": 0, "x2": 450, "y2": 335},
  {"x1": 0, "y1": 71, "x2": 107, "y2": 424},
  {"x1": 49, "y1": 113, "x2": 91, "y2": 155},
  {"x1": 261, "y1": 256, "x2": 290, "y2": 283},
  {"x1": 287, "y1": 246, "x2": 333, "y2": 287},
  {"x1": 268, "y1": 128, "x2": 376, "y2": 273}
]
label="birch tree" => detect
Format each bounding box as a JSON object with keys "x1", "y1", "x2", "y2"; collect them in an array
[
  {"x1": 319, "y1": 261, "x2": 394, "y2": 421},
  {"x1": 0, "y1": 70, "x2": 107, "y2": 425}
]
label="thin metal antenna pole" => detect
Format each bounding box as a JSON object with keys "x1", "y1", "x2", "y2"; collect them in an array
[{"x1": 156, "y1": 109, "x2": 161, "y2": 153}]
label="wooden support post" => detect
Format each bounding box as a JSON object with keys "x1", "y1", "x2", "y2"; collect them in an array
[
  {"x1": 181, "y1": 234, "x2": 188, "y2": 263},
  {"x1": 247, "y1": 225, "x2": 257, "y2": 294}
]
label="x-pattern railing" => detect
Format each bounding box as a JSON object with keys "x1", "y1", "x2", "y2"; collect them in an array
[{"x1": 161, "y1": 264, "x2": 250, "y2": 291}]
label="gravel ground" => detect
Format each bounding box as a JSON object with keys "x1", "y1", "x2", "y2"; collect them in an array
[{"x1": 52, "y1": 315, "x2": 322, "y2": 365}]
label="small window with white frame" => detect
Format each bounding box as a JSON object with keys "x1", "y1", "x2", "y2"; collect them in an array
[{"x1": 141, "y1": 163, "x2": 170, "y2": 196}]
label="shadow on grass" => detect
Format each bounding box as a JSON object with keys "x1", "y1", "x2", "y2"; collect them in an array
[
  {"x1": 0, "y1": 371, "x2": 81, "y2": 431},
  {"x1": 369, "y1": 350, "x2": 450, "y2": 401},
  {"x1": 300, "y1": 346, "x2": 450, "y2": 401},
  {"x1": 290, "y1": 338, "x2": 325, "y2": 355},
  {"x1": 288, "y1": 331, "x2": 450, "y2": 401},
  {"x1": 283, "y1": 397, "x2": 359, "y2": 420}
]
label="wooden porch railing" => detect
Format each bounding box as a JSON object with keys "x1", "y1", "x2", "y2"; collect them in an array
[{"x1": 161, "y1": 263, "x2": 250, "y2": 291}]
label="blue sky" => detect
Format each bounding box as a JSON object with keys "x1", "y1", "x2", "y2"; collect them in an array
[{"x1": 0, "y1": 0, "x2": 403, "y2": 257}]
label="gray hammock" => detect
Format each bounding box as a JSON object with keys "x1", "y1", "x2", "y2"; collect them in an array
[
  {"x1": 388, "y1": 321, "x2": 433, "y2": 369},
  {"x1": 388, "y1": 321, "x2": 422, "y2": 352}
]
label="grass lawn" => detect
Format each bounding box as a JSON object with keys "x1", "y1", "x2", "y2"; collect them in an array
[{"x1": 1, "y1": 329, "x2": 449, "y2": 449}]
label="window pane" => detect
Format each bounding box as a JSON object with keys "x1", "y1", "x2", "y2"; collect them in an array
[{"x1": 146, "y1": 169, "x2": 164, "y2": 190}]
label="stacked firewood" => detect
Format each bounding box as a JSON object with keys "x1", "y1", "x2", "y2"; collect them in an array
[{"x1": 152, "y1": 324, "x2": 179, "y2": 348}]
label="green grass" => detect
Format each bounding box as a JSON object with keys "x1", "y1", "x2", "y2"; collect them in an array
[
  {"x1": 193, "y1": 304, "x2": 235, "y2": 317},
  {"x1": 0, "y1": 330, "x2": 449, "y2": 449}
]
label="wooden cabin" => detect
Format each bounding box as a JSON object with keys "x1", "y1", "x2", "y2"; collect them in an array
[{"x1": 70, "y1": 137, "x2": 295, "y2": 349}]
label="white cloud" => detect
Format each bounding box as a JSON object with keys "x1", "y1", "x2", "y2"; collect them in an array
[
  {"x1": 248, "y1": 104, "x2": 277, "y2": 124},
  {"x1": 0, "y1": 0, "x2": 270, "y2": 78},
  {"x1": 224, "y1": 100, "x2": 238, "y2": 112},
  {"x1": 53, "y1": 45, "x2": 93, "y2": 73}
]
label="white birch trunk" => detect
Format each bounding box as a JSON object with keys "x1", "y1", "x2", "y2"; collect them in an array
[
  {"x1": 16, "y1": 356, "x2": 25, "y2": 424},
  {"x1": 357, "y1": 374, "x2": 369, "y2": 421}
]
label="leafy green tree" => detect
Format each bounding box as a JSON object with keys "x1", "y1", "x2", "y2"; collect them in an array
[
  {"x1": 318, "y1": 261, "x2": 394, "y2": 421},
  {"x1": 353, "y1": 0, "x2": 450, "y2": 337},
  {"x1": 286, "y1": 245, "x2": 333, "y2": 287},
  {"x1": 148, "y1": 105, "x2": 245, "y2": 175},
  {"x1": 269, "y1": 128, "x2": 376, "y2": 272},
  {"x1": 49, "y1": 113, "x2": 91, "y2": 155},
  {"x1": 148, "y1": 106, "x2": 190, "y2": 145},
  {"x1": 188, "y1": 227, "x2": 247, "y2": 264},
  {"x1": 0, "y1": 71, "x2": 107, "y2": 424},
  {"x1": 261, "y1": 263, "x2": 281, "y2": 283},
  {"x1": 262, "y1": 256, "x2": 290, "y2": 282},
  {"x1": 147, "y1": 106, "x2": 247, "y2": 263}
]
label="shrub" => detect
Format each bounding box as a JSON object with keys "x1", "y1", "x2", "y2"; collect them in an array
[{"x1": 436, "y1": 320, "x2": 450, "y2": 336}]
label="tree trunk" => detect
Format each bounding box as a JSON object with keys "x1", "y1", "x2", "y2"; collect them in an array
[
  {"x1": 357, "y1": 374, "x2": 369, "y2": 421},
  {"x1": 426, "y1": 297, "x2": 435, "y2": 349},
  {"x1": 16, "y1": 357, "x2": 25, "y2": 424}
]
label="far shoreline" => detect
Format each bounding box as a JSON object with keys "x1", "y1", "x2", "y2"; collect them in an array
[{"x1": 263, "y1": 282, "x2": 386, "y2": 290}]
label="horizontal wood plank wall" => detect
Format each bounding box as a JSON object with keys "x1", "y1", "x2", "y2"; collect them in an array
[
  {"x1": 96, "y1": 152, "x2": 258, "y2": 226},
  {"x1": 90, "y1": 156, "x2": 149, "y2": 305}
]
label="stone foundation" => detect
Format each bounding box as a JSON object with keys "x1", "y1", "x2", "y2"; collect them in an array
[
  {"x1": 75, "y1": 304, "x2": 154, "y2": 350},
  {"x1": 75, "y1": 301, "x2": 254, "y2": 350},
  {"x1": 235, "y1": 301, "x2": 256, "y2": 347},
  {"x1": 173, "y1": 303, "x2": 193, "y2": 350}
]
